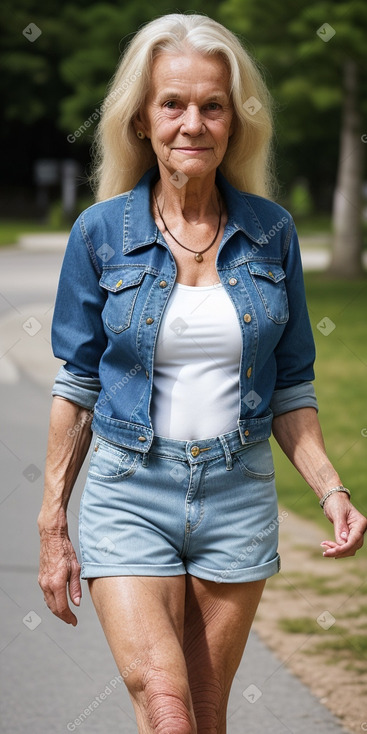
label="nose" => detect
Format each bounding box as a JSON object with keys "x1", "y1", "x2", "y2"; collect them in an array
[{"x1": 181, "y1": 104, "x2": 204, "y2": 136}]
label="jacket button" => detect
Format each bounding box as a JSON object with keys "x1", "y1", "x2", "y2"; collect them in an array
[
  {"x1": 191, "y1": 446, "x2": 200, "y2": 457},
  {"x1": 146, "y1": 317, "x2": 154, "y2": 324},
  {"x1": 229, "y1": 277, "x2": 237, "y2": 286},
  {"x1": 246, "y1": 366, "x2": 252, "y2": 378},
  {"x1": 159, "y1": 280, "x2": 168, "y2": 288},
  {"x1": 244, "y1": 430, "x2": 250, "y2": 437},
  {"x1": 268, "y1": 271, "x2": 274, "y2": 278},
  {"x1": 243, "y1": 313, "x2": 252, "y2": 323},
  {"x1": 145, "y1": 370, "x2": 149, "y2": 379},
  {"x1": 115, "y1": 279, "x2": 123, "y2": 288},
  {"x1": 138, "y1": 436, "x2": 146, "y2": 442}
]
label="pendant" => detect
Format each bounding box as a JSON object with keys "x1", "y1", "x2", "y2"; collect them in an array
[{"x1": 195, "y1": 253, "x2": 203, "y2": 263}]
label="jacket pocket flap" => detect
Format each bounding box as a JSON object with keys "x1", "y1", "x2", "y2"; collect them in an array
[
  {"x1": 247, "y1": 262, "x2": 286, "y2": 283},
  {"x1": 99, "y1": 267, "x2": 146, "y2": 292}
]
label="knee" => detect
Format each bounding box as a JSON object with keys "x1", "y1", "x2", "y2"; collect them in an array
[{"x1": 128, "y1": 667, "x2": 197, "y2": 734}]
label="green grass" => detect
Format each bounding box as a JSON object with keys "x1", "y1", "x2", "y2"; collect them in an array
[
  {"x1": 0, "y1": 220, "x2": 68, "y2": 247},
  {"x1": 278, "y1": 616, "x2": 346, "y2": 636},
  {"x1": 311, "y1": 633, "x2": 367, "y2": 661},
  {"x1": 272, "y1": 274, "x2": 367, "y2": 528}
]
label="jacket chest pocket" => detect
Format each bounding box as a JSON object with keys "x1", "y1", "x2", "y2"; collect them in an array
[
  {"x1": 247, "y1": 262, "x2": 289, "y2": 324},
  {"x1": 99, "y1": 267, "x2": 146, "y2": 333}
]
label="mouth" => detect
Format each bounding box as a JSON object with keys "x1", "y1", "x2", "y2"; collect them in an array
[{"x1": 174, "y1": 147, "x2": 211, "y2": 153}]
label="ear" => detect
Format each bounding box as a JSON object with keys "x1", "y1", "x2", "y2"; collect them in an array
[{"x1": 132, "y1": 110, "x2": 150, "y2": 139}]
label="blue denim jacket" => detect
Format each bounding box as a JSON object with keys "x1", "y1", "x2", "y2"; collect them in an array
[{"x1": 52, "y1": 165, "x2": 318, "y2": 452}]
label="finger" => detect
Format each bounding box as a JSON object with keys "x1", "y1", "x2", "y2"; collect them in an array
[
  {"x1": 321, "y1": 534, "x2": 364, "y2": 558},
  {"x1": 68, "y1": 560, "x2": 82, "y2": 606},
  {"x1": 52, "y1": 587, "x2": 78, "y2": 626}
]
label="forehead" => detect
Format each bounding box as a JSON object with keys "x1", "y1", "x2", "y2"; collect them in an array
[{"x1": 149, "y1": 51, "x2": 231, "y2": 97}]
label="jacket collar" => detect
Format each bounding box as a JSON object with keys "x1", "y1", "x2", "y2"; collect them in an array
[{"x1": 122, "y1": 164, "x2": 267, "y2": 254}]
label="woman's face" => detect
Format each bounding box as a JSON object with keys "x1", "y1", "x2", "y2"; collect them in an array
[{"x1": 137, "y1": 51, "x2": 234, "y2": 182}]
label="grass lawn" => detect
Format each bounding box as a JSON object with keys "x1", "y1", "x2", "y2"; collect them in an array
[
  {"x1": 0, "y1": 220, "x2": 68, "y2": 247},
  {"x1": 272, "y1": 272, "x2": 367, "y2": 530}
]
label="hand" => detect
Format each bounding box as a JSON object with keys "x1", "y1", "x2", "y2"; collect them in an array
[
  {"x1": 38, "y1": 526, "x2": 82, "y2": 625},
  {"x1": 320, "y1": 494, "x2": 367, "y2": 559}
]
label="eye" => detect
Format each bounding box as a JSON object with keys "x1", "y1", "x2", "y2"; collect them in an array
[
  {"x1": 163, "y1": 100, "x2": 178, "y2": 109},
  {"x1": 204, "y1": 102, "x2": 221, "y2": 111}
]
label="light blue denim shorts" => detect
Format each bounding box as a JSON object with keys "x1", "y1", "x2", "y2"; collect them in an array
[{"x1": 79, "y1": 429, "x2": 281, "y2": 583}]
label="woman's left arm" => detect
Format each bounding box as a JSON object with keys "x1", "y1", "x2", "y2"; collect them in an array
[{"x1": 272, "y1": 407, "x2": 367, "y2": 558}]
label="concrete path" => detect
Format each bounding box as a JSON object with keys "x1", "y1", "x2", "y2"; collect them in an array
[{"x1": 0, "y1": 245, "x2": 351, "y2": 733}]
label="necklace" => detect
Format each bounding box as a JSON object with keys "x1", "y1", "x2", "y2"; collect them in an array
[{"x1": 153, "y1": 187, "x2": 222, "y2": 263}]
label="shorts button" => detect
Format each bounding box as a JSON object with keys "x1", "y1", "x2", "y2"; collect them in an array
[
  {"x1": 191, "y1": 445, "x2": 200, "y2": 457},
  {"x1": 138, "y1": 436, "x2": 146, "y2": 442},
  {"x1": 229, "y1": 277, "x2": 237, "y2": 286},
  {"x1": 146, "y1": 317, "x2": 154, "y2": 324},
  {"x1": 159, "y1": 280, "x2": 168, "y2": 288},
  {"x1": 243, "y1": 313, "x2": 252, "y2": 323},
  {"x1": 244, "y1": 430, "x2": 250, "y2": 437}
]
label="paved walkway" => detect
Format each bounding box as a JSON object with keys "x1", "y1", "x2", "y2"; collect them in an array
[{"x1": 0, "y1": 244, "x2": 352, "y2": 733}]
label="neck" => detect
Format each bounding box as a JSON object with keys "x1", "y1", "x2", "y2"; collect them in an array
[{"x1": 155, "y1": 167, "x2": 219, "y2": 224}]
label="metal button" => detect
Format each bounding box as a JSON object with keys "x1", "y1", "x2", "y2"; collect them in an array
[
  {"x1": 243, "y1": 313, "x2": 252, "y2": 323},
  {"x1": 159, "y1": 280, "x2": 168, "y2": 288},
  {"x1": 138, "y1": 436, "x2": 146, "y2": 442},
  {"x1": 244, "y1": 430, "x2": 250, "y2": 437},
  {"x1": 145, "y1": 370, "x2": 149, "y2": 379},
  {"x1": 268, "y1": 271, "x2": 274, "y2": 278},
  {"x1": 115, "y1": 279, "x2": 123, "y2": 288},
  {"x1": 246, "y1": 366, "x2": 252, "y2": 378},
  {"x1": 146, "y1": 317, "x2": 154, "y2": 325},
  {"x1": 191, "y1": 446, "x2": 200, "y2": 457},
  {"x1": 229, "y1": 277, "x2": 237, "y2": 286}
]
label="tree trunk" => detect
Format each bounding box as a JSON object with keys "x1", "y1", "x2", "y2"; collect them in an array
[{"x1": 329, "y1": 59, "x2": 365, "y2": 278}]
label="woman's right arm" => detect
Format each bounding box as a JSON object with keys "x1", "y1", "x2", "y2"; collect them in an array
[{"x1": 37, "y1": 396, "x2": 93, "y2": 626}]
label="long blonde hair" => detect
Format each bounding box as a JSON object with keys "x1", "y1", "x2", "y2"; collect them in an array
[{"x1": 92, "y1": 13, "x2": 275, "y2": 201}]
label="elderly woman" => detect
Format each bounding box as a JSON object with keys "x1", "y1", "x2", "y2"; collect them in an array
[{"x1": 38, "y1": 13, "x2": 366, "y2": 734}]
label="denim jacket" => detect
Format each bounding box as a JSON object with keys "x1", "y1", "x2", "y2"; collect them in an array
[{"x1": 51, "y1": 165, "x2": 318, "y2": 452}]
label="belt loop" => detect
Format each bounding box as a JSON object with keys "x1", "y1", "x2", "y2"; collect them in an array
[{"x1": 218, "y1": 434, "x2": 233, "y2": 471}]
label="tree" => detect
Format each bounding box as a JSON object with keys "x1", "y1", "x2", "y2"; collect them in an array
[{"x1": 217, "y1": 0, "x2": 367, "y2": 277}]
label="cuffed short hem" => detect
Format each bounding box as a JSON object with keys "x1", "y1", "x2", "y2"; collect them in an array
[
  {"x1": 80, "y1": 561, "x2": 186, "y2": 578},
  {"x1": 187, "y1": 554, "x2": 281, "y2": 584},
  {"x1": 80, "y1": 554, "x2": 280, "y2": 582}
]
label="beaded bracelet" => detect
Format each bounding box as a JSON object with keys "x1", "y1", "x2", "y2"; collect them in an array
[{"x1": 319, "y1": 485, "x2": 351, "y2": 509}]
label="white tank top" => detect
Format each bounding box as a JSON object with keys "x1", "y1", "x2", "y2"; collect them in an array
[{"x1": 150, "y1": 282, "x2": 242, "y2": 440}]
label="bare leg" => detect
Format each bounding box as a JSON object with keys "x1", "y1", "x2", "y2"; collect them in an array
[
  {"x1": 183, "y1": 576, "x2": 266, "y2": 733},
  {"x1": 88, "y1": 575, "x2": 197, "y2": 733}
]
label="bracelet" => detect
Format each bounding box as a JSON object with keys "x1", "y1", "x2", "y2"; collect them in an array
[{"x1": 319, "y1": 485, "x2": 351, "y2": 509}]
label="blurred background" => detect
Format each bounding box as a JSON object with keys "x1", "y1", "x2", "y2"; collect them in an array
[
  {"x1": 0, "y1": 2, "x2": 367, "y2": 733},
  {"x1": 1, "y1": 0, "x2": 367, "y2": 275}
]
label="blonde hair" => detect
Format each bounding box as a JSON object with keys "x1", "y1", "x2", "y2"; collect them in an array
[{"x1": 92, "y1": 13, "x2": 275, "y2": 201}]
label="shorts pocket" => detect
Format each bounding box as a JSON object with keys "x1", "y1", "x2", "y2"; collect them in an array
[
  {"x1": 87, "y1": 437, "x2": 140, "y2": 481},
  {"x1": 234, "y1": 439, "x2": 275, "y2": 480}
]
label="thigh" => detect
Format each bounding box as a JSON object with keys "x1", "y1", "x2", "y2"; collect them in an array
[
  {"x1": 183, "y1": 575, "x2": 266, "y2": 732},
  {"x1": 88, "y1": 575, "x2": 187, "y2": 676},
  {"x1": 88, "y1": 575, "x2": 198, "y2": 733}
]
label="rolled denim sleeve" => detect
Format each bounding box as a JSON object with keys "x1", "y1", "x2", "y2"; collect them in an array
[
  {"x1": 270, "y1": 381, "x2": 318, "y2": 417},
  {"x1": 51, "y1": 213, "x2": 107, "y2": 383},
  {"x1": 52, "y1": 365, "x2": 101, "y2": 410},
  {"x1": 273, "y1": 219, "x2": 317, "y2": 390}
]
